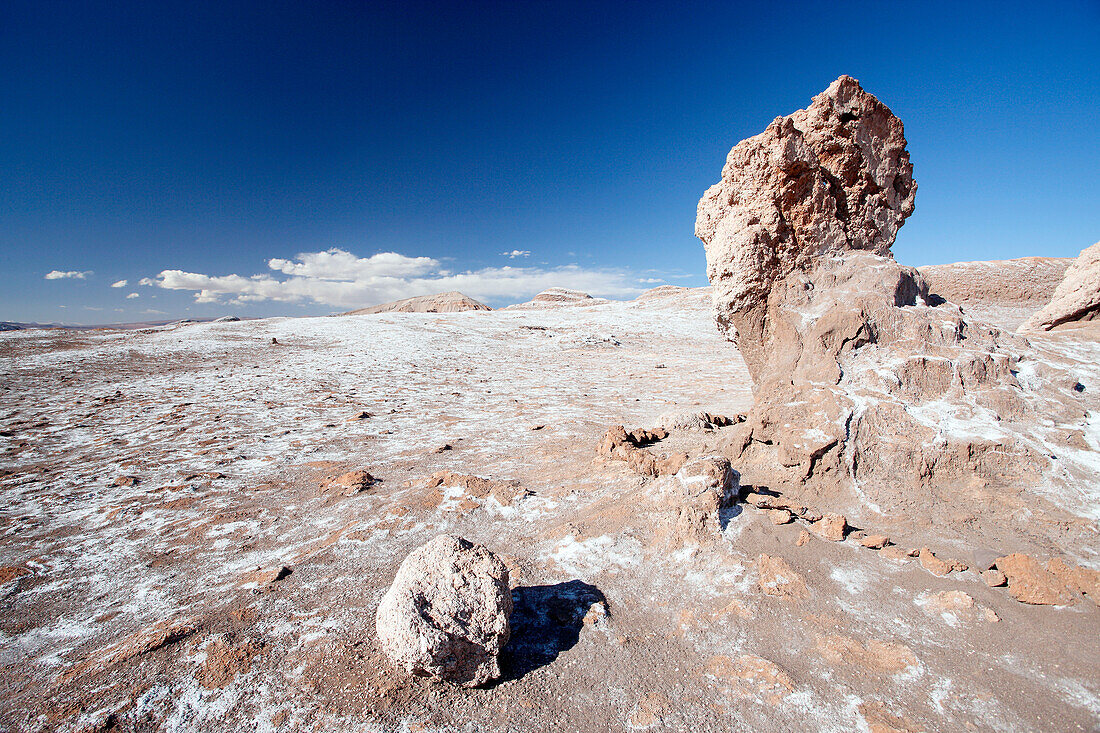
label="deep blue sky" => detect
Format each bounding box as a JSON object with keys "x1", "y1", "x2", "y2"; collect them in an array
[{"x1": 2, "y1": 0, "x2": 1098, "y2": 323}]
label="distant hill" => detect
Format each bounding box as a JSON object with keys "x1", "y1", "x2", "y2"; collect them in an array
[
  {"x1": 343, "y1": 291, "x2": 492, "y2": 315},
  {"x1": 502, "y1": 288, "x2": 609, "y2": 310}
]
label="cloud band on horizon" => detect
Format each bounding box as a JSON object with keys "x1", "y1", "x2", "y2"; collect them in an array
[{"x1": 146, "y1": 248, "x2": 649, "y2": 308}]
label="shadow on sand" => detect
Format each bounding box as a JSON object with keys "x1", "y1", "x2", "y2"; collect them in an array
[{"x1": 498, "y1": 579, "x2": 607, "y2": 682}]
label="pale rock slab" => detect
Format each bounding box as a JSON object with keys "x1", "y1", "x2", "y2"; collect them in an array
[{"x1": 1018, "y1": 241, "x2": 1100, "y2": 332}]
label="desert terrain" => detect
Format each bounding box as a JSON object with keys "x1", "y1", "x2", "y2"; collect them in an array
[{"x1": 1, "y1": 278, "x2": 1098, "y2": 732}]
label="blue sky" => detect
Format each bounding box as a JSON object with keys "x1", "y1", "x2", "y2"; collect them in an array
[{"x1": 2, "y1": 0, "x2": 1098, "y2": 323}]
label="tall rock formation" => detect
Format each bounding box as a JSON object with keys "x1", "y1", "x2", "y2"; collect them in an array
[{"x1": 696, "y1": 76, "x2": 1093, "y2": 536}]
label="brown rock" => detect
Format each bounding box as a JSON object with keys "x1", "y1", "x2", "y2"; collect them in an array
[
  {"x1": 796, "y1": 529, "x2": 811, "y2": 547},
  {"x1": 321, "y1": 469, "x2": 376, "y2": 496},
  {"x1": 0, "y1": 565, "x2": 30, "y2": 585},
  {"x1": 1047, "y1": 557, "x2": 1100, "y2": 606},
  {"x1": 879, "y1": 546, "x2": 910, "y2": 561},
  {"x1": 656, "y1": 451, "x2": 690, "y2": 475},
  {"x1": 996, "y1": 553, "x2": 1075, "y2": 605},
  {"x1": 696, "y1": 74, "x2": 916, "y2": 378},
  {"x1": 756, "y1": 554, "x2": 808, "y2": 600},
  {"x1": 918, "y1": 548, "x2": 952, "y2": 577},
  {"x1": 858, "y1": 534, "x2": 890, "y2": 549},
  {"x1": 918, "y1": 590, "x2": 999, "y2": 624},
  {"x1": 112, "y1": 475, "x2": 140, "y2": 487},
  {"x1": 376, "y1": 535, "x2": 512, "y2": 687},
  {"x1": 812, "y1": 513, "x2": 847, "y2": 542},
  {"x1": 767, "y1": 508, "x2": 793, "y2": 525}
]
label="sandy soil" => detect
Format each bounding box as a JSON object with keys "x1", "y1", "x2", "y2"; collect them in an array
[{"x1": 1, "y1": 287, "x2": 1097, "y2": 732}]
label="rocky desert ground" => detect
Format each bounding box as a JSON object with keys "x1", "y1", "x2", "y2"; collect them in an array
[{"x1": 2, "y1": 76, "x2": 1099, "y2": 733}]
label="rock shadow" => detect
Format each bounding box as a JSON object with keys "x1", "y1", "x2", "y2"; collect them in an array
[{"x1": 498, "y1": 579, "x2": 606, "y2": 682}]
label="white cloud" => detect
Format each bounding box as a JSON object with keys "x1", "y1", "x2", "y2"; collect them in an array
[
  {"x1": 268, "y1": 249, "x2": 438, "y2": 279},
  {"x1": 142, "y1": 309, "x2": 166, "y2": 315},
  {"x1": 45, "y1": 270, "x2": 92, "y2": 280},
  {"x1": 138, "y1": 277, "x2": 156, "y2": 286},
  {"x1": 110, "y1": 279, "x2": 128, "y2": 288},
  {"x1": 126, "y1": 292, "x2": 139, "y2": 299},
  {"x1": 147, "y1": 248, "x2": 646, "y2": 308},
  {"x1": 639, "y1": 278, "x2": 664, "y2": 284},
  {"x1": 501, "y1": 250, "x2": 531, "y2": 259}
]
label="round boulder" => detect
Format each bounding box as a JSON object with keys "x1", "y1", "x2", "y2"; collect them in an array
[{"x1": 376, "y1": 534, "x2": 512, "y2": 686}]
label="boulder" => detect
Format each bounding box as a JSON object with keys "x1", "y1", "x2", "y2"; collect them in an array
[
  {"x1": 669, "y1": 456, "x2": 739, "y2": 540},
  {"x1": 376, "y1": 535, "x2": 512, "y2": 686},
  {"x1": 811, "y1": 513, "x2": 847, "y2": 542},
  {"x1": 1018, "y1": 241, "x2": 1100, "y2": 331}
]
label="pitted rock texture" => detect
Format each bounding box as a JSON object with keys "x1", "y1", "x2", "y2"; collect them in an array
[
  {"x1": 697, "y1": 76, "x2": 1098, "y2": 540},
  {"x1": 695, "y1": 74, "x2": 915, "y2": 378},
  {"x1": 1018, "y1": 241, "x2": 1100, "y2": 332},
  {"x1": 376, "y1": 534, "x2": 512, "y2": 687}
]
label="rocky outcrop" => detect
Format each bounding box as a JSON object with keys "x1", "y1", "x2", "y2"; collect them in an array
[
  {"x1": 696, "y1": 76, "x2": 1087, "y2": 526},
  {"x1": 1018, "y1": 242, "x2": 1100, "y2": 331},
  {"x1": 346, "y1": 291, "x2": 491, "y2": 315},
  {"x1": 919, "y1": 257, "x2": 1071, "y2": 330},
  {"x1": 376, "y1": 535, "x2": 512, "y2": 686}
]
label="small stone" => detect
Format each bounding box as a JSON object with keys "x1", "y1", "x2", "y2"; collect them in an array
[
  {"x1": 112, "y1": 475, "x2": 140, "y2": 487},
  {"x1": 879, "y1": 546, "x2": 910, "y2": 561},
  {"x1": 321, "y1": 469, "x2": 377, "y2": 496},
  {"x1": 918, "y1": 548, "x2": 952, "y2": 577},
  {"x1": 376, "y1": 535, "x2": 511, "y2": 687},
  {"x1": 796, "y1": 530, "x2": 811, "y2": 547},
  {"x1": 767, "y1": 508, "x2": 793, "y2": 525},
  {"x1": 248, "y1": 566, "x2": 291, "y2": 586},
  {"x1": 757, "y1": 554, "x2": 808, "y2": 600},
  {"x1": 350, "y1": 410, "x2": 373, "y2": 420},
  {"x1": 858, "y1": 534, "x2": 890, "y2": 549},
  {"x1": 799, "y1": 508, "x2": 823, "y2": 523},
  {"x1": 743, "y1": 492, "x2": 778, "y2": 508},
  {"x1": 981, "y1": 569, "x2": 1007, "y2": 587},
  {"x1": 432, "y1": 443, "x2": 453, "y2": 453},
  {"x1": 812, "y1": 513, "x2": 847, "y2": 542},
  {"x1": 530, "y1": 424, "x2": 546, "y2": 431}
]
